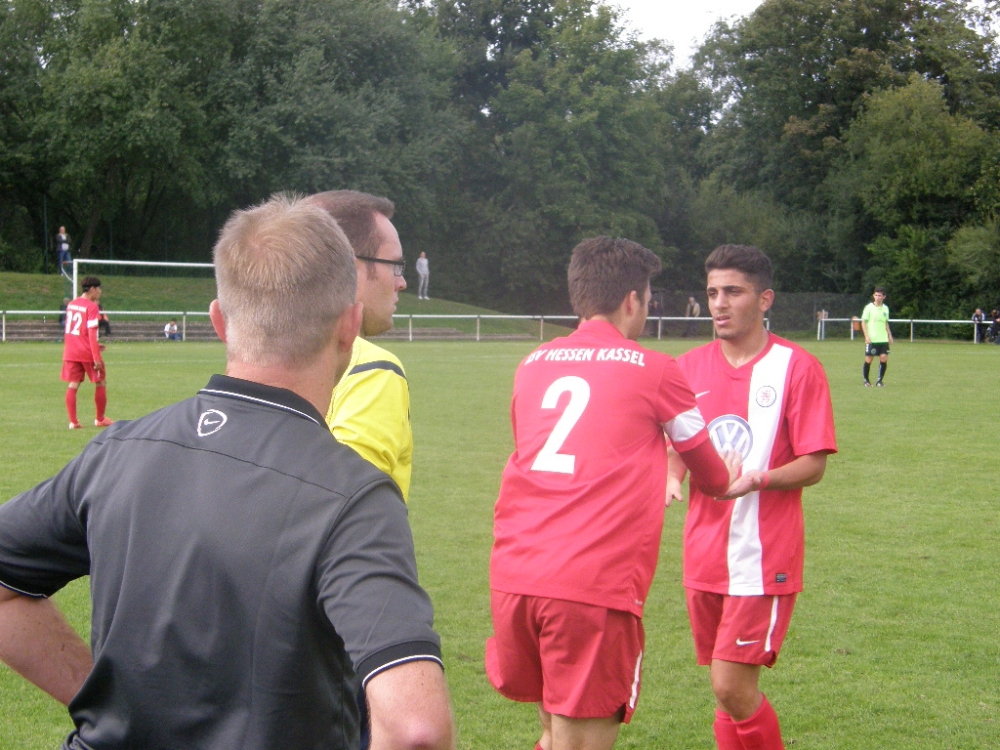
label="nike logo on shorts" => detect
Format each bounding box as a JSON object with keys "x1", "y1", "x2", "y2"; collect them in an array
[
  {"x1": 695, "y1": 391, "x2": 711, "y2": 399},
  {"x1": 735, "y1": 638, "x2": 760, "y2": 647}
]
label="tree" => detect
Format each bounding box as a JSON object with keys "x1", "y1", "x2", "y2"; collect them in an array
[{"x1": 829, "y1": 76, "x2": 988, "y2": 231}]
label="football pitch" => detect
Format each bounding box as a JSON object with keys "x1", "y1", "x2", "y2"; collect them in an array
[{"x1": 0, "y1": 338, "x2": 997, "y2": 749}]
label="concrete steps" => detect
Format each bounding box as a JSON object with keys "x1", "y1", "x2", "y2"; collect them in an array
[{"x1": 2, "y1": 320, "x2": 217, "y2": 342}]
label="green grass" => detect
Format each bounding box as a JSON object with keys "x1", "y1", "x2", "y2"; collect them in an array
[{"x1": 1, "y1": 338, "x2": 998, "y2": 748}]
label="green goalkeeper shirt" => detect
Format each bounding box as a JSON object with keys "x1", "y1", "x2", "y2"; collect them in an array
[{"x1": 861, "y1": 302, "x2": 890, "y2": 343}]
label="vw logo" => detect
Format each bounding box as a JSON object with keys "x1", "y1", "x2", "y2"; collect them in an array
[{"x1": 707, "y1": 415, "x2": 753, "y2": 460}]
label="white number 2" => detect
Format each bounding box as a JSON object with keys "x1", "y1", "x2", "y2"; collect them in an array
[{"x1": 530, "y1": 376, "x2": 591, "y2": 475}]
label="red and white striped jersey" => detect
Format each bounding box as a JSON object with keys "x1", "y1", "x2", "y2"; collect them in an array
[{"x1": 677, "y1": 334, "x2": 837, "y2": 596}]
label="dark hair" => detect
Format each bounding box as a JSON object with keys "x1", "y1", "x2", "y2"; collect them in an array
[
  {"x1": 704, "y1": 245, "x2": 772, "y2": 292},
  {"x1": 874, "y1": 286, "x2": 885, "y2": 294},
  {"x1": 308, "y1": 191, "x2": 394, "y2": 280},
  {"x1": 568, "y1": 237, "x2": 661, "y2": 319},
  {"x1": 81, "y1": 276, "x2": 101, "y2": 292}
]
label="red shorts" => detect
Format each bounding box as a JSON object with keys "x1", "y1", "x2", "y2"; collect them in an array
[
  {"x1": 686, "y1": 589, "x2": 797, "y2": 667},
  {"x1": 61, "y1": 360, "x2": 105, "y2": 384},
  {"x1": 485, "y1": 592, "x2": 644, "y2": 723}
]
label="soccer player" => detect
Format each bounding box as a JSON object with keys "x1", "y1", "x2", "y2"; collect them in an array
[
  {"x1": 666, "y1": 244, "x2": 837, "y2": 750},
  {"x1": 309, "y1": 190, "x2": 413, "y2": 501},
  {"x1": 861, "y1": 286, "x2": 892, "y2": 387},
  {"x1": 62, "y1": 276, "x2": 113, "y2": 429},
  {"x1": 487, "y1": 237, "x2": 740, "y2": 750}
]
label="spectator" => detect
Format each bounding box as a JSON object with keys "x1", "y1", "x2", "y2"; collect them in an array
[
  {"x1": 972, "y1": 308, "x2": 986, "y2": 343},
  {"x1": 55, "y1": 227, "x2": 71, "y2": 271},
  {"x1": 683, "y1": 296, "x2": 701, "y2": 337},
  {"x1": 164, "y1": 319, "x2": 181, "y2": 341},
  {"x1": 992, "y1": 309, "x2": 1000, "y2": 344},
  {"x1": 98, "y1": 305, "x2": 111, "y2": 337},
  {"x1": 416, "y1": 251, "x2": 430, "y2": 300}
]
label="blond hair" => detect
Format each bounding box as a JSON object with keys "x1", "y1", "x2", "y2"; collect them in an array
[{"x1": 213, "y1": 194, "x2": 356, "y2": 366}]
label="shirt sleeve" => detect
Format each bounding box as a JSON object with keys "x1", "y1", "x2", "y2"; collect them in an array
[
  {"x1": 0, "y1": 456, "x2": 91, "y2": 598},
  {"x1": 315, "y1": 481, "x2": 441, "y2": 688},
  {"x1": 784, "y1": 357, "x2": 838, "y2": 458},
  {"x1": 861, "y1": 304, "x2": 871, "y2": 323},
  {"x1": 327, "y1": 365, "x2": 413, "y2": 500},
  {"x1": 657, "y1": 358, "x2": 709, "y2": 451}
]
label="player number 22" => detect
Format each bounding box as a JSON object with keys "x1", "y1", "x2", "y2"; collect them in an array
[{"x1": 530, "y1": 376, "x2": 591, "y2": 475}]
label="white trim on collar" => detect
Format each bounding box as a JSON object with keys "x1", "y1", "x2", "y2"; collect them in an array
[{"x1": 199, "y1": 388, "x2": 322, "y2": 426}]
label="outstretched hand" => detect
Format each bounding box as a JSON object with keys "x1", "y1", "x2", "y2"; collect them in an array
[{"x1": 719, "y1": 470, "x2": 767, "y2": 500}]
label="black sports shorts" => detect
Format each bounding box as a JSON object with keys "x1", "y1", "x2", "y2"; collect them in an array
[{"x1": 865, "y1": 342, "x2": 890, "y2": 357}]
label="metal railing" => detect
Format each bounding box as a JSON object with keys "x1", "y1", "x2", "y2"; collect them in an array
[
  {"x1": 4, "y1": 309, "x2": 990, "y2": 343},
  {"x1": 2, "y1": 310, "x2": 210, "y2": 342},
  {"x1": 817, "y1": 317, "x2": 989, "y2": 342}
]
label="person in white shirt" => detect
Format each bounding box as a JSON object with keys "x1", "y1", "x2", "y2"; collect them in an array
[
  {"x1": 416, "y1": 252, "x2": 430, "y2": 300},
  {"x1": 164, "y1": 320, "x2": 181, "y2": 341}
]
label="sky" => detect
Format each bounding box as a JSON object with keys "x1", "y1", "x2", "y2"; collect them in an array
[{"x1": 613, "y1": 1, "x2": 766, "y2": 67}]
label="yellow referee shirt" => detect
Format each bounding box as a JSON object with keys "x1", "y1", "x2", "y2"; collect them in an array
[{"x1": 326, "y1": 337, "x2": 413, "y2": 500}]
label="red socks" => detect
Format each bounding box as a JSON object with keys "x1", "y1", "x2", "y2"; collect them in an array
[
  {"x1": 95, "y1": 386, "x2": 107, "y2": 421},
  {"x1": 733, "y1": 694, "x2": 784, "y2": 750},
  {"x1": 714, "y1": 709, "x2": 742, "y2": 750},
  {"x1": 65, "y1": 388, "x2": 79, "y2": 424}
]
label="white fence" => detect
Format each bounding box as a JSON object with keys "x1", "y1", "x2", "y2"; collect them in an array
[
  {"x1": 1, "y1": 310, "x2": 211, "y2": 342},
  {"x1": 1, "y1": 310, "x2": 991, "y2": 343},
  {"x1": 816, "y1": 317, "x2": 987, "y2": 343}
]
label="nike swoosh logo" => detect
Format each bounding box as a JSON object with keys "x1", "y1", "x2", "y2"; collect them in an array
[
  {"x1": 695, "y1": 391, "x2": 711, "y2": 399},
  {"x1": 735, "y1": 638, "x2": 760, "y2": 647},
  {"x1": 203, "y1": 419, "x2": 221, "y2": 426}
]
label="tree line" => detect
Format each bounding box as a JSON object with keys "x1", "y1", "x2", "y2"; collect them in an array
[{"x1": 1, "y1": 0, "x2": 999, "y2": 316}]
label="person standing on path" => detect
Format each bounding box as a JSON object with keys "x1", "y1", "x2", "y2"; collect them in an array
[{"x1": 416, "y1": 252, "x2": 430, "y2": 300}]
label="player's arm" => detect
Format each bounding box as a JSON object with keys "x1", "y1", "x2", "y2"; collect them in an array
[
  {"x1": 88, "y1": 320, "x2": 103, "y2": 369},
  {"x1": 886, "y1": 317, "x2": 894, "y2": 345},
  {"x1": 860, "y1": 317, "x2": 870, "y2": 344},
  {"x1": 677, "y1": 439, "x2": 740, "y2": 498},
  {"x1": 0, "y1": 586, "x2": 92, "y2": 705},
  {"x1": 719, "y1": 451, "x2": 829, "y2": 500},
  {"x1": 368, "y1": 660, "x2": 455, "y2": 750},
  {"x1": 666, "y1": 445, "x2": 687, "y2": 507}
]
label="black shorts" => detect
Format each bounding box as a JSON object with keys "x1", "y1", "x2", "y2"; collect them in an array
[{"x1": 866, "y1": 342, "x2": 890, "y2": 357}]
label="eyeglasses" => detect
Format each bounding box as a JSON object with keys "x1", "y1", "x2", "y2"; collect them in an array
[{"x1": 359, "y1": 257, "x2": 406, "y2": 277}]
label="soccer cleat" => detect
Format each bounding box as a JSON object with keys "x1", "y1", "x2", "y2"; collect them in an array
[
  {"x1": 69, "y1": 422, "x2": 82, "y2": 430},
  {"x1": 875, "y1": 380, "x2": 884, "y2": 387},
  {"x1": 864, "y1": 380, "x2": 873, "y2": 387},
  {"x1": 94, "y1": 417, "x2": 115, "y2": 427}
]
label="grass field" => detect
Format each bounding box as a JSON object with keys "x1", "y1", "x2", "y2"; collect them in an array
[{"x1": 1, "y1": 337, "x2": 998, "y2": 749}]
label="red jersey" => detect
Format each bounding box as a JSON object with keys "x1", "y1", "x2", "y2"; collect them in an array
[
  {"x1": 676, "y1": 334, "x2": 837, "y2": 596},
  {"x1": 491, "y1": 320, "x2": 712, "y2": 617},
  {"x1": 63, "y1": 295, "x2": 102, "y2": 364}
]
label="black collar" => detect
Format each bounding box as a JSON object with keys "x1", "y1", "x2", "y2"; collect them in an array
[{"x1": 200, "y1": 375, "x2": 326, "y2": 426}]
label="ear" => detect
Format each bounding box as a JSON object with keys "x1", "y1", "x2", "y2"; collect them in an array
[
  {"x1": 759, "y1": 289, "x2": 775, "y2": 313},
  {"x1": 209, "y1": 300, "x2": 227, "y2": 343},
  {"x1": 622, "y1": 289, "x2": 641, "y2": 317},
  {"x1": 336, "y1": 302, "x2": 363, "y2": 354}
]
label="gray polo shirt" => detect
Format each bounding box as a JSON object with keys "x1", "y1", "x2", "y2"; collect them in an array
[{"x1": 0, "y1": 375, "x2": 441, "y2": 750}]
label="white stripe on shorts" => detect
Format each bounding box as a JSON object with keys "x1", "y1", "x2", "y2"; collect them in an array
[
  {"x1": 629, "y1": 650, "x2": 643, "y2": 710},
  {"x1": 764, "y1": 596, "x2": 779, "y2": 653}
]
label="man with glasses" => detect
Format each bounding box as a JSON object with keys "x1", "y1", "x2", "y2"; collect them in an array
[{"x1": 309, "y1": 191, "x2": 413, "y2": 503}]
